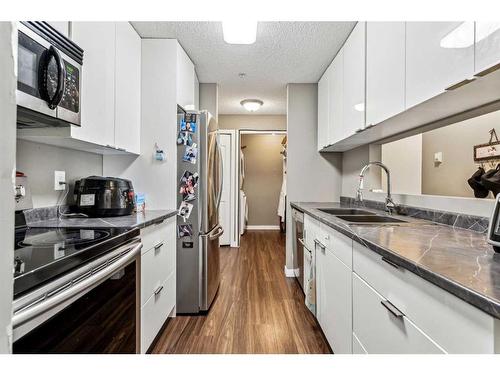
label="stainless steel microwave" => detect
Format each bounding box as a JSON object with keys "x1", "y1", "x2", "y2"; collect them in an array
[{"x1": 17, "y1": 22, "x2": 83, "y2": 128}]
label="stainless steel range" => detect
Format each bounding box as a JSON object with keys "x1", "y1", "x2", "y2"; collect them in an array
[{"x1": 12, "y1": 211, "x2": 142, "y2": 353}]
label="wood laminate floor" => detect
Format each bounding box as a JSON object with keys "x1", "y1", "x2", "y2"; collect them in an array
[{"x1": 151, "y1": 230, "x2": 331, "y2": 354}]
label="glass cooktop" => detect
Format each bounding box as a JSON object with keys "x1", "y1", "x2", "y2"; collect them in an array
[{"x1": 14, "y1": 226, "x2": 139, "y2": 298}]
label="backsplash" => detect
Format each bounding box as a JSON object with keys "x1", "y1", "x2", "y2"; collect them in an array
[
  {"x1": 340, "y1": 196, "x2": 490, "y2": 233},
  {"x1": 16, "y1": 140, "x2": 103, "y2": 208}
]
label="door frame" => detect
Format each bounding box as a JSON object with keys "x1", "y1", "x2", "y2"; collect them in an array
[
  {"x1": 237, "y1": 129, "x2": 287, "y2": 246},
  {"x1": 217, "y1": 129, "x2": 238, "y2": 247}
]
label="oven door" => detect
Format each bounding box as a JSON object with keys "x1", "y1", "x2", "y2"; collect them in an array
[
  {"x1": 17, "y1": 24, "x2": 66, "y2": 118},
  {"x1": 12, "y1": 239, "x2": 142, "y2": 354}
]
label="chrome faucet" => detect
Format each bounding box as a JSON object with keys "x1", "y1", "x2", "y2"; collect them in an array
[{"x1": 356, "y1": 161, "x2": 397, "y2": 214}]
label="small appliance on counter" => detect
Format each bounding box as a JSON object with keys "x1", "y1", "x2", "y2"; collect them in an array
[
  {"x1": 74, "y1": 176, "x2": 136, "y2": 217},
  {"x1": 487, "y1": 194, "x2": 500, "y2": 253}
]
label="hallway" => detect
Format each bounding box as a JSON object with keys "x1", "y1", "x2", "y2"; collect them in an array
[{"x1": 151, "y1": 231, "x2": 331, "y2": 354}]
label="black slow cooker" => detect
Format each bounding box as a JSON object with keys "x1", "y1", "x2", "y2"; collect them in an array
[{"x1": 74, "y1": 176, "x2": 136, "y2": 217}]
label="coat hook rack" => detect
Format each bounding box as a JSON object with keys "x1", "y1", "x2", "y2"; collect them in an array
[{"x1": 473, "y1": 128, "x2": 500, "y2": 167}]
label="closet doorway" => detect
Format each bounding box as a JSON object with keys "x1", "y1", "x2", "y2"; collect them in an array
[{"x1": 237, "y1": 130, "x2": 287, "y2": 245}]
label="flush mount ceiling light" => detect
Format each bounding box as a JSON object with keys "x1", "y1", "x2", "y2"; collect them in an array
[
  {"x1": 222, "y1": 21, "x2": 257, "y2": 44},
  {"x1": 241, "y1": 99, "x2": 263, "y2": 112}
]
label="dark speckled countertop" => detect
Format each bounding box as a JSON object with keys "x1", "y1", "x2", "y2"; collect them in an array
[
  {"x1": 26, "y1": 209, "x2": 177, "y2": 230},
  {"x1": 291, "y1": 201, "x2": 500, "y2": 319}
]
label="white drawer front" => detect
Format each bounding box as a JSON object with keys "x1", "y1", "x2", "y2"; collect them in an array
[
  {"x1": 140, "y1": 218, "x2": 171, "y2": 254},
  {"x1": 352, "y1": 332, "x2": 367, "y2": 354},
  {"x1": 353, "y1": 273, "x2": 444, "y2": 354},
  {"x1": 304, "y1": 215, "x2": 321, "y2": 250},
  {"x1": 321, "y1": 224, "x2": 352, "y2": 269},
  {"x1": 140, "y1": 271, "x2": 176, "y2": 353},
  {"x1": 353, "y1": 242, "x2": 496, "y2": 353},
  {"x1": 141, "y1": 236, "x2": 175, "y2": 306}
]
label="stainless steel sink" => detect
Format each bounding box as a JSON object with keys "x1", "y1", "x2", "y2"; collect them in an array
[
  {"x1": 317, "y1": 208, "x2": 376, "y2": 216},
  {"x1": 335, "y1": 215, "x2": 408, "y2": 224}
]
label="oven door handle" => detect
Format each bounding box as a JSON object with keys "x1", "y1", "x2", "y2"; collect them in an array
[{"x1": 12, "y1": 242, "x2": 142, "y2": 329}]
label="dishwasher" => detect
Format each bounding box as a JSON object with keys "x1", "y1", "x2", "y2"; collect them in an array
[
  {"x1": 292, "y1": 208, "x2": 305, "y2": 290},
  {"x1": 292, "y1": 207, "x2": 316, "y2": 315}
]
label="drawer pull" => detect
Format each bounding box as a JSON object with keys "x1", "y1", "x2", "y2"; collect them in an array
[
  {"x1": 154, "y1": 242, "x2": 164, "y2": 251},
  {"x1": 154, "y1": 285, "x2": 164, "y2": 296},
  {"x1": 475, "y1": 62, "x2": 500, "y2": 77},
  {"x1": 381, "y1": 300, "x2": 404, "y2": 318},
  {"x1": 381, "y1": 256, "x2": 399, "y2": 269},
  {"x1": 445, "y1": 78, "x2": 475, "y2": 91}
]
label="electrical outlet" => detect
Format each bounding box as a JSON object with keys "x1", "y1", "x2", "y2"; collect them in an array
[{"x1": 54, "y1": 171, "x2": 66, "y2": 191}]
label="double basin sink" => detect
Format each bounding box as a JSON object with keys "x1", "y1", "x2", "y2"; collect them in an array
[{"x1": 317, "y1": 208, "x2": 408, "y2": 225}]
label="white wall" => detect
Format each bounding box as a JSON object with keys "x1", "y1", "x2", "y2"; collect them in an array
[
  {"x1": 381, "y1": 134, "x2": 422, "y2": 195},
  {"x1": 286, "y1": 83, "x2": 342, "y2": 270},
  {"x1": 0, "y1": 21, "x2": 16, "y2": 353},
  {"x1": 16, "y1": 140, "x2": 103, "y2": 208},
  {"x1": 103, "y1": 39, "x2": 178, "y2": 210},
  {"x1": 199, "y1": 83, "x2": 218, "y2": 122}
]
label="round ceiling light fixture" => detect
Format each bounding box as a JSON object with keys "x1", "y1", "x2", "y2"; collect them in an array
[{"x1": 240, "y1": 99, "x2": 263, "y2": 112}]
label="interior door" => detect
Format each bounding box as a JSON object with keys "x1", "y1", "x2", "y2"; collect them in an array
[{"x1": 218, "y1": 133, "x2": 231, "y2": 246}]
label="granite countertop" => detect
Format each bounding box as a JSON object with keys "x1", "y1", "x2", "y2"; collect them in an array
[
  {"x1": 291, "y1": 201, "x2": 500, "y2": 319},
  {"x1": 26, "y1": 209, "x2": 177, "y2": 230}
]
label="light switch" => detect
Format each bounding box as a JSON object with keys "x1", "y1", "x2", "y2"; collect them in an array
[{"x1": 434, "y1": 152, "x2": 443, "y2": 165}]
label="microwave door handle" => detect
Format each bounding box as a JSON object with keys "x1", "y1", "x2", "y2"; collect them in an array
[
  {"x1": 39, "y1": 46, "x2": 66, "y2": 110},
  {"x1": 50, "y1": 46, "x2": 66, "y2": 109}
]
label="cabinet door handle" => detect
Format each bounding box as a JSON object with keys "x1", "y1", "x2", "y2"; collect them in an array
[
  {"x1": 474, "y1": 62, "x2": 500, "y2": 77},
  {"x1": 154, "y1": 242, "x2": 164, "y2": 251},
  {"x1": 381, "y1": 300, "x2": 404, "y2": 318},
  {"x1": 314, "y1": 239, "x2": 326, "y2": 250},
  {"x1": 381, "y1": 256, "x2": 399, "y2": 269},
  {"x1": 154, "y1": 285, "x2": 164, "y2": 296},
  {"x1": 445, "y1": 78, "x2": 475, "y2": 91}
]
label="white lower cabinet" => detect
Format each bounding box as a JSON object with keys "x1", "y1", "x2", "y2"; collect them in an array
[
  {"x1": 140, "y1": 217, "x2": 176, "y2": 353},
  {"x1": 304, "y1": 213, "x2": 500, "y2": 354},
  {"x1": 352, "y1": 333, "x2": 367, "y2": 354},
  {"x1": 141, "y1": 272, "x2": 176, "y2": 352},
  {"x1": 316, "y1": 245, "x2": 352, "y2": 354},
  {"x1": 353, "y1": 241, "x2": 499, "y2": 354},
  {"x1": 353, "y1": 273, "x2": 444, "y2": 354}
]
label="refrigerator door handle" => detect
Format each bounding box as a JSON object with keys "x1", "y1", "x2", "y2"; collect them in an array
[
  {"x1": 209, "y1": 224, "x2": 224, "y2": 240},
  {"x1": 216, "y1": 134, "x2": 223, "y2": 210}
]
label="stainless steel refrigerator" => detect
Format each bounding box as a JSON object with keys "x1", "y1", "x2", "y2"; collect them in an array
[{"x1": 176, "y1": 108, "x2": 223, "y2": 314}]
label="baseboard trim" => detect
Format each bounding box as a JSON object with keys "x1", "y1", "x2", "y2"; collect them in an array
[
  {"x1": 284, "y1": 265, "x2": 298, "y2": 278},
  {"x1": 246, "y1": 225, "x2": 280, "y2": 230}
]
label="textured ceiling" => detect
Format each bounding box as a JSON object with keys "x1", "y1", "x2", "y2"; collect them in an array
[{"x1": 132, "y1": 22, "x2": 356, "y2": 115}]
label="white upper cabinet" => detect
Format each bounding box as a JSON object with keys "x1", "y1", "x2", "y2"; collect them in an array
[
  {"x1": 115, "y1": 22, "x2": 141, "y2": 154},
  {"x1": 71, "y1": 22, "x2": 116, "y2": 148},
  {"x1": 405, "y1": 22, "x2": 475, "y2": 109},
  {"x1": 328, "y1": 50, "x2": 344, "y2": 145},
  {"x1": 176, "y1": 45, "x2": 196, "y2": 110},
  {"x1": 475, "y1": 22, "x2": 500, "y2": 75},
  {"x1": 366, "y1": 22, "x2": 406, "y2": 126},
  {"x1": 342, "y1": 22, "x2": 366, "y2": 137},
  {"x1": 317, "y1": 66, "x2": 330, "y2": 151}
]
